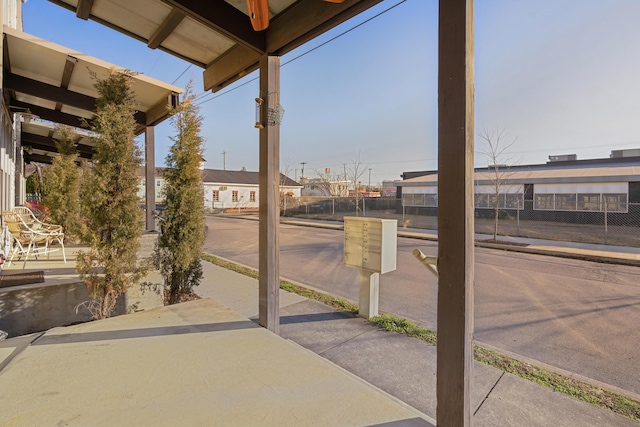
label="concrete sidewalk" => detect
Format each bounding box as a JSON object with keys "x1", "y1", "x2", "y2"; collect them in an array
[
  {"x1": 196, "y1": 260, "x2": 638, "y2": 426},
  {"x1": 0, "y1": 297, "x2": 433, "y2": 426}
]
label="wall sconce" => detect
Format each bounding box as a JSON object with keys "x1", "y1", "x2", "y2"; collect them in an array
[{"x1": 254, "y1": 97, "x2": 264, "y2": 129}]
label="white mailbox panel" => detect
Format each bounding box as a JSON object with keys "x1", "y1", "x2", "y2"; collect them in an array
[{"x1": 344, "y1": 217, "x2": 397, "y2": 274}]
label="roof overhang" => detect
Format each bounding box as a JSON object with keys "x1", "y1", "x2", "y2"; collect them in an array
[
  {"x1": 47, "y1": 0, "x2": 383, "y2": 93},
  {"x1": 20, "y1": 119, "x2": 96, "y2": 165},
  {"x1": 3, "y1": 25, "x2": 182, "y2": 141}
]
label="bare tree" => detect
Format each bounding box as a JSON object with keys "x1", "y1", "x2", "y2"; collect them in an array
[
  {"x1": 479, "y1": 126, "x2": 518, "y2": 242},
  {"x1": 311, "y1": 168, "x2": 346, "y2": 197},
  {"x1": 346, "y1": 151, "x2": 369, "y2": 216}
]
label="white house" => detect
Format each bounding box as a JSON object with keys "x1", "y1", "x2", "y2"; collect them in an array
[{"x1": 139, "y1": 168, "x2": 302, "y2": 211}]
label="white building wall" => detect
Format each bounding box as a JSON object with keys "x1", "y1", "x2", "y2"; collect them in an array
[
  {"x1": 534, "y1": 182, "x2": 627, "y2": 195},
  {"x1": 403, "y1": 186, "x2": 437, "y2": 194},
  {"x1": 204, "y1": 184, "x2": 259, "y2": 210}
]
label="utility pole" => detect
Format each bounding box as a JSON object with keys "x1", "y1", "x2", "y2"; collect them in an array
[
  {"x1": 222, "y1": 151, "x2": 226, "y2": 170},
  {"x1": 368, "y1": 168, "x2": 372, "y2": 191},
  {"x1": 300, "y1": 161, "x2": 307, "y2": 183}
]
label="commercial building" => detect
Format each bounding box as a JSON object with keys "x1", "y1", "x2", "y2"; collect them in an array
[{"x1": 397, "y1": 151, "x2": 640, "y2": 224}]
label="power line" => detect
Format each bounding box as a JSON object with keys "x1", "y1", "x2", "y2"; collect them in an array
[
  {"x1": 194, "y1": 0, "x2": 407, "y2": 107},
  {"x1": 281, "y1": 0, "x2": 406, "y2": 68},
  {"x1": 171, "y1": 64, "x2": 193, "y2": 85}
]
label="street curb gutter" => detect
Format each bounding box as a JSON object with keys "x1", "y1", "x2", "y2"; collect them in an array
[{"x1": 473, "y1": 241, "x2": 640, "y2": 268}]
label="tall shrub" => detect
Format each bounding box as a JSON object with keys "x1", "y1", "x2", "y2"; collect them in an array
[
  {"x1": 76, "y1": 70, "x2": 144, "y2": 319},
  {"x1": 155, "y1": 82, "x2": 205, "y2": 304},
  {"x1": 42, "y1": 125, "x2": 82, "y2": 240}
]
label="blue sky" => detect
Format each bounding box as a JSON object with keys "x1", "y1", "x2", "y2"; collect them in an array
[{"x1": 22, "y1": 0, "x2": 640, "y2": 184}]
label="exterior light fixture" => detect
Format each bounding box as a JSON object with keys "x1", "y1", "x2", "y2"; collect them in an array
[{"x1": 254, "y1": 97, "x2": 264, "y2": 129}]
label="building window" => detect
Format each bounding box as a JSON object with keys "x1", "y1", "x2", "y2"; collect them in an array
[
  {"x1": 577, "y1": 193, "x2": 600, "y2": 211},
  {"x1": 156, "y1": 180, "x2": 161, "y2": 187},
  {"x1": 505, "y1": 193, "x2": 524, "y2": 209},
  {"x1": 555, "y1": 193, "x2": 577, "y2": 211},
  {"x1": 232, "y1": 191, "x2": 239, "y2": 202},
  {"x1": 212, "y1": 190, "x2": 219, "y2": 202},
  {"x1": 534, "y1": 194, "x2": 555, "y2": 210},
  {"x1": 250, "y1": 191, "x2": 256, "y2": 202},
  {"x1": 475, "y1": 193, "x2": 523, "y2": 209},
  {"x1": 604, "y1": 193, "x2": 628, "y2": 212}
]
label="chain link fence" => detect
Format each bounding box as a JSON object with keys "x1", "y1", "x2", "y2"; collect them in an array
[
  {"x1": 473, "y1": 202, "x2": 640, "y2": 247},
  {"x1": 281, "y1": 196, "x2": 397, "y2": 217},
  {"x1": 286, "y1": 195, "x2": 640, "y2": 247}
]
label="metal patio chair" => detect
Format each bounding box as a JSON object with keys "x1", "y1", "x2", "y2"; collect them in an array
[
  {"x1": 12, "y1": 206, "x2": 63, "y2": 233},
  {"x1": 2, "y1": 210, "x2": 66, "y2": 269}
]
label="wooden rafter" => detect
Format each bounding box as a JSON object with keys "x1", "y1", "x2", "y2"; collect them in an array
[
  {"x1": 162, "y1": 0, "x2": 266, "y2": 53},
  {"x1": 76, "y1": 0, "x2": 94, "y2": 20},
  {"x1": 148, "y1": 9, "x2": 186, "y2": 49},
  {"x1": 56, "y1": 56, "x2": 78, "y2": 111}
]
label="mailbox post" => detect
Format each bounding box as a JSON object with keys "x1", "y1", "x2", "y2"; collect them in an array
[{"x1": 344, "y1": 217, "x2": 397, "y2": 319}]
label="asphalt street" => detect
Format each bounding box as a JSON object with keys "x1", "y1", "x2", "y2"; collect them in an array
[{"x1": 204, "y1": 216, "x2": 640, "y2": 396}]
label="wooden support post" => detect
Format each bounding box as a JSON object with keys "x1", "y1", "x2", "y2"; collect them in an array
[
  {"x1": 145, "y1": 126, "x2": 156, "y2": 232},
  {"x1": 437, "y1": 0, "x2": 475, "y2": 426},
  {"x1": 258, "y1": 55, "x2": 281, "y2": 334}
]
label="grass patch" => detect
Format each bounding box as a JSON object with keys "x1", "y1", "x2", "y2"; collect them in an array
[
  {"x1": 370, "y1": 314, "x2": 437, "y2": 345},
  {"x1": 202, "y1": 254, "x2": 259, "y2": 280},
  {"x1": 202, "y1": 253, "x2": 640, "y2": 422}
]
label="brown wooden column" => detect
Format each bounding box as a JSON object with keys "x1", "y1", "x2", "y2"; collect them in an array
[
  {"x1": 145, "y1": 125, "x2": 156, "y2": 232},
  {"x1": 258, "y1": 55, "x2": 280, "y2": 333},
  {"x1": 437, "y1": 0, "x2": 475, "y2": 426}
]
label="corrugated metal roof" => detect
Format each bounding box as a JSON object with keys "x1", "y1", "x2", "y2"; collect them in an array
[{"x1": 201, "y1": 169, "x2": 300, "y2": 187}]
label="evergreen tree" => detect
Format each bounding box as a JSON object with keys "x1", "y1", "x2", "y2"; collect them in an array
[
  {"x1": 155, "y1": 82, "x2": 205, "y2": 304},
  {"x1": 42, "y1": 125, "x2": 82, "y2": 241},
  {"x1": 76, "y1": 69, "x2": 145, "y2": 319}
]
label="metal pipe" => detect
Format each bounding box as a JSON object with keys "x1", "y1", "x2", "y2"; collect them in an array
[{"x1": 412, "y1": 248, "x2": 439, "y2": 278}]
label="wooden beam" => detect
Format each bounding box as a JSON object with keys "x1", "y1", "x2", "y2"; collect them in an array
[
  {"x1": 267, "y1": 0, "x2": 383, "y2": 54},
  {"x1": 148, "y1": 9, "x2": 186, "y2": 49},
  {"x1": 23, "y1": 153, "x2": 54, "y2": 164},
  {"x1": 76, "y1": 0, "x2": 94, "y2": 20},
  {"x1": 258, "y1": 55, "x2": 281, "y2": 333},
  {"x1": 4, "y1": 72, "x2": 96, "y2": 111},
  {"x1": 11, "y1": 101, "x2": 91, "y2": 129},
  {"x1": 57, "y1": 55, "x2": 78, "y2": 111},
  {"x1": 203, "y1": 44, "x2": 261, "y2": 92},
  {"x1": 145, "y1": 126, "x2": 156, "y2": 232},
  {"x1": 437, "y1": 0, "x2": 475, "y2": 426},
  {"x1": 162, "y1": 0, "x2": 266, "y2": 53},
  {"x1": 21, "y1": 133, "x2": 94, "y2": 158},
  {"x1": 145, "y1": 93, "x2": 179, "y2": 126}
]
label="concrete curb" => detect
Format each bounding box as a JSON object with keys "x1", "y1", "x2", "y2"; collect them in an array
[
  {"x1": 476, "y1": 341, "x2": 640, "y2": 404},
  {"x1": 473, "y1": 241, "x2": 640, "y2": 268}
]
